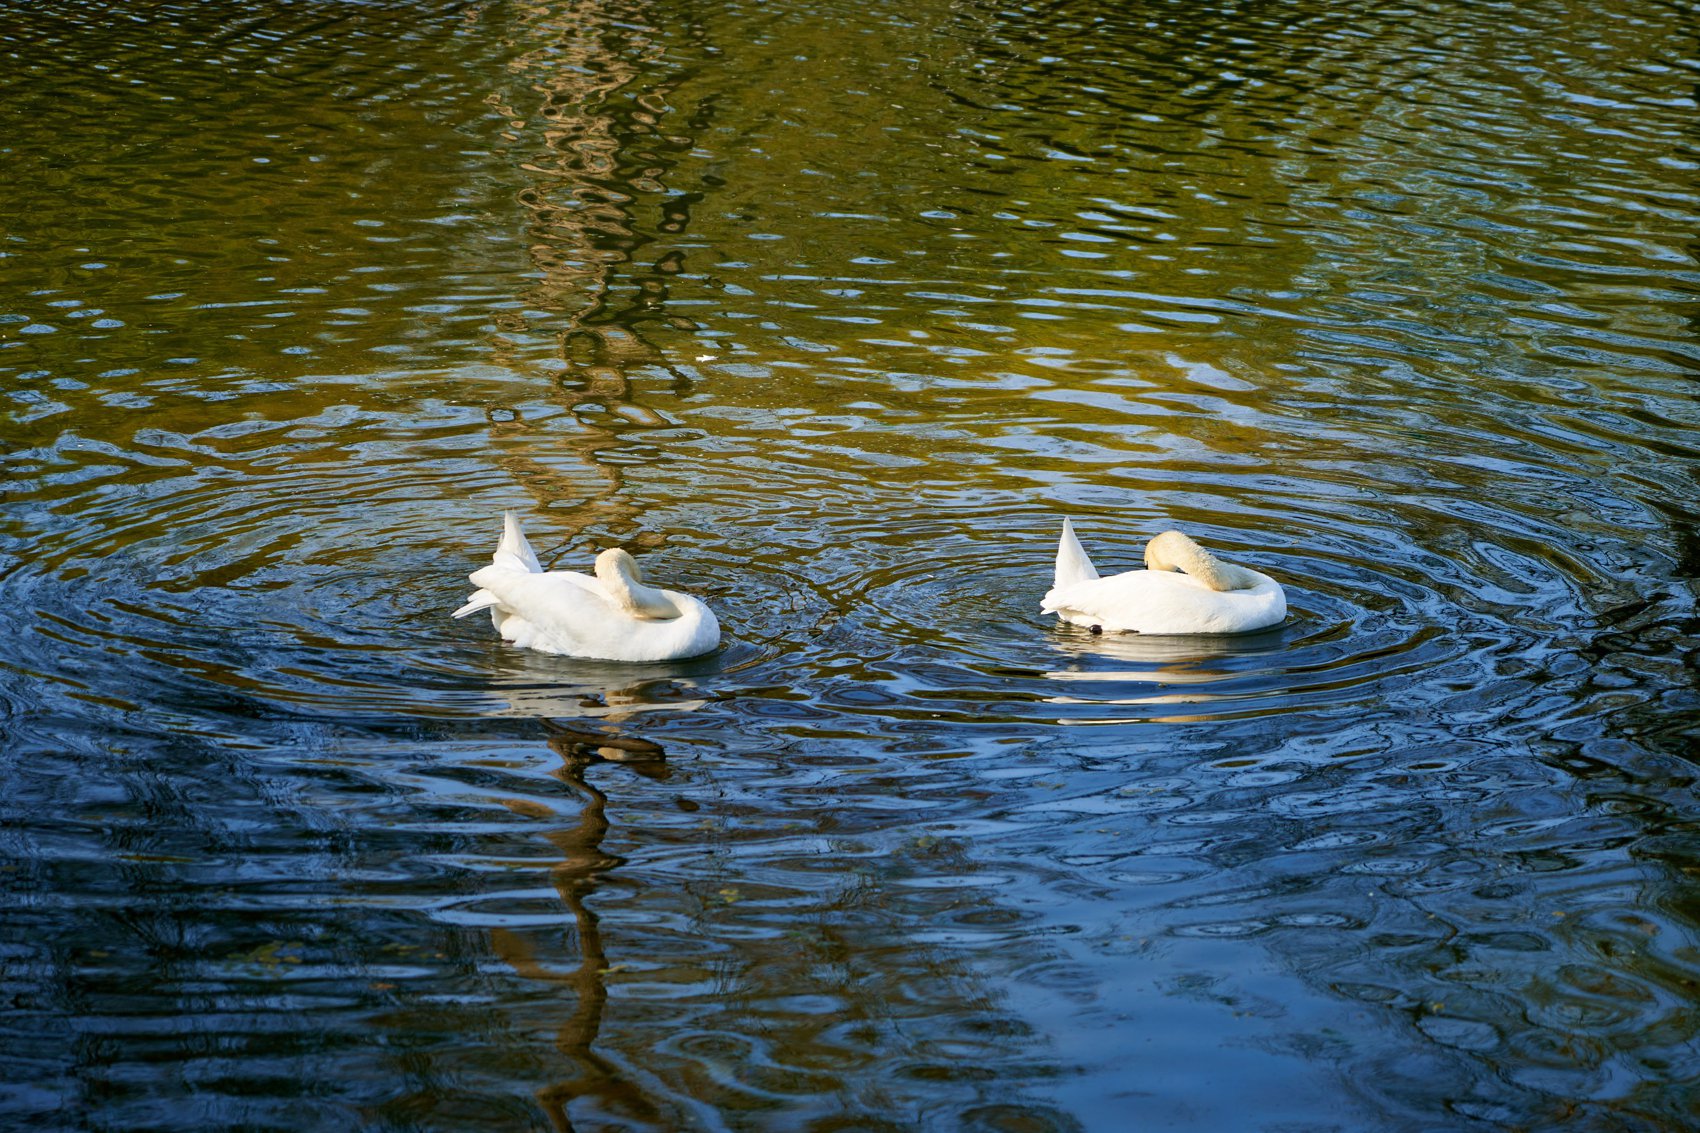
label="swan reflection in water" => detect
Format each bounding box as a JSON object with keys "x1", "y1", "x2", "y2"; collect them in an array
[
  {"x1": 482, "y1": 650, "x2": 714, "y2": 721},
  {"x1": 1041, "y1": 622, "x2": 1293, "y2": 723},
  {"x1": 486, "y1": 678, "x2": 697, "y2": 1131}
]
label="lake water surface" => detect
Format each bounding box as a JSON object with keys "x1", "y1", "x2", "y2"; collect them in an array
[{"x1": 4, "y1": 1, "x2": 1699, "y2": 1129}]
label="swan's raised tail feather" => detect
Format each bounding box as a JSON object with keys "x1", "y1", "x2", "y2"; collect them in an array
[
  {"x1": 452, "y1": 590, "x2": 500, "y2": 619},
  {"x1": 1054, "y1": 518, "x2": 1100, "y2": 590},
  {"x1": 493, "y1": 510, "x2": 543, "y2": 573}
]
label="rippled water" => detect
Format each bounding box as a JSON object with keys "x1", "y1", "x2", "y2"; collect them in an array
[{"x1": 4, "y1": 0, "x2": 1699, "y2": 1128}]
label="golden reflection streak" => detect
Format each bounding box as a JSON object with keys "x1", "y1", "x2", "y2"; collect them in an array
[
  {"x1": 487, "y1": 0, "x2": 692, "y2": 552},
  {"x1": 491, "y1": 717, "x2": 672, "y2": 1133}
]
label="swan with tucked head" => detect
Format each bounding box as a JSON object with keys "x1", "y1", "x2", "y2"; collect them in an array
[
  {"x1": 1041, "y1": 520, "x2": 1286, "y2": 635},
  {"x1": 453, "y1": 513, "x2": 720, "y2": 662}
]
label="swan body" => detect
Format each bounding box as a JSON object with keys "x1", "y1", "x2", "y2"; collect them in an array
[
  {"x1": 453, "y1": 513, "x2": 720, "y2": 662},
  {"x1": 1040, "y1": 520, "x2": 1285, "y2": 635}
]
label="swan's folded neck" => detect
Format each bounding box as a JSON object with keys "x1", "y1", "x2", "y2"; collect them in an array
[
  {"x1": 596, "y1": 549, "x2": 684, "y2": 619},
  {"x1": 1144, "y1": 530, "x2": 1261, "y2": 592}
]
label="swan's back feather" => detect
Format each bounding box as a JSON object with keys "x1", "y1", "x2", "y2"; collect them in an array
[
  {"x1": 1044, "y1": 569, "x2": 1285, "y2": 635},
  {"x1": 1054, "y1": 518, "x2": 1101, "y2": 590},
  {"x1": 494, "y1": 510, "x2": 543, "y2": 574}
]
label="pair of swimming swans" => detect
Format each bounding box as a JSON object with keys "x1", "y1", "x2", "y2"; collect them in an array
[{"x1": 453, "y1": 513, "x2": 1286, "y2": 662}]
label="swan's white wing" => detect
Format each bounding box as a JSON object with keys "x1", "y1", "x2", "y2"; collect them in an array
[
  {"x1": 1044, "y1": 569, "x2": 1285, "y2": 635},
  {"x1": 465, "y1": 570, "x2": 619, "y2": 652},
  {"x1": 1044, "y1": 569, "x2": 1201, "y2": 619}
]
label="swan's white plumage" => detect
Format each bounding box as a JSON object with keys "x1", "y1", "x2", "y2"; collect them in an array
[
  {"x1": 1054, "y1": 518, "x2": 1100, "y2": 589},
  {"x1": 1040, "y1": 522, "x2": 1286, "y2": 635},
  {"x1": 453, "y1": 512, "x2": 720, "y2": 662}
]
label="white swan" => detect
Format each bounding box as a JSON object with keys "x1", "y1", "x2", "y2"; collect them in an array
[
  {"x1": 452, "y1": 513, "x2": 720, "y2": 662},
  {"x1": 1040, "y1": 520, "x2": 1286, "y2": 635}
]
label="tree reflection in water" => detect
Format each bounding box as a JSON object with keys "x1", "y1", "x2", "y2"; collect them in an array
[
  {"x1": 480, "y1": 16, "x2": 708, "y2": 1113},
  {"x1": 492, "y1": 712, "x2": 672, "y2": 1133},
  {"x1": 483, "y1": 0, "x2": 702, "y2": 553}
]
